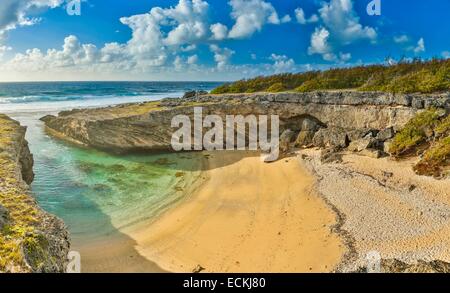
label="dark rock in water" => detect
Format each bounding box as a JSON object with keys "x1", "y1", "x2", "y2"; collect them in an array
[
  {"x1": 107, "y1": 164, "x2": 127, "y2": 173},
  {"x1": 153, "y1": 158, "x2": 171, "y2": 165}
]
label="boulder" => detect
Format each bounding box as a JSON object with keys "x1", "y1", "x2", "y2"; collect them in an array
[
  {"x1": 182, "y1": 91, "x2": 196, "y2": 99},
  {"x1": 295, "y1": 130, "x2": 316, "y2": 147},
  {"x1": 312, "y1": 127, "x2": 349, "y2": 148},
  {"x1": 376, "y1": 127, "x2": 395, "y2": 141},
  {"x1": 182, "y1": 90, "x2": 208, "y2": 99},
  {"x1": 348, "y1": 137, "x2": 374, "y2": 152},
  {"x1": 279, "y1": 129, "x2": 295, "y2": 154}
]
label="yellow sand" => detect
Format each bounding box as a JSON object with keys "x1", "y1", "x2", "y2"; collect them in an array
[{"x1": 125, "y1": 151, "x2": 345, "y2": 272}]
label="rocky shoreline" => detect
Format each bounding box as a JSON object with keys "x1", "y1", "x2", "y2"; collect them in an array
[
  {"x1": 40, "y1": 91, "x2": 449, "y2": 156},
  {"x1": 0, "y1": 114, "x2": 70, "y2": 273}
]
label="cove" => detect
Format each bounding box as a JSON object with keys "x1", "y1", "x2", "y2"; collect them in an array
[{"x1": 11, "y1": 112, "x2": 203, "y2": 272}]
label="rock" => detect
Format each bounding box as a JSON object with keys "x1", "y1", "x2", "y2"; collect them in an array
[
  {"x1": 320, "y1": 148, "x2": 343, "y2": 163},
  {"x1": 383, "y1": 140, "x2": 392, "y2": 154},
  {"x1": 301, "y1": 117, "x2": 321, "y2": 131},
  {"x1": 193, "y1": 264, "x2": 205, "y2": 273},
  {"x1": 182, "y1": 90, "x2": 208, "y2": 99},
  {"x1": 312, "y1": 127, "x2": 349, "y2": 149},
  {"x1": 41, "y1": 92, "x2": 443, "y2": 155},
  {"x1": 382, "y1": 171, "x2": 393, "y2": 178},
  {"x1": 19, "y1": 139, "x2": 34, "y2": 184},
  {"x1": 295, "y1": 130, "x2": 315, "y2": 147},
  {"x1": 0, "y1": 114, "x2": 70, "y2": 273},
  {"x1": 279, "y1": 129, "x2": 295, "y2": 154},
  {"x1": 376, "y1": 127, "x2": 395, "y2": 141},
  {"x1": 295, "y1": 118, "x2": 323, "y2": 147},
  {"x1": 182, "y1": 91, "x2": 196, "y2": 99},
  {"x1": 348, "y1": 137, "x2": 374, "y2": 152},
  {"x1": 0, "y1": 205, "x2": 9, "y2": 229},
  {"x1": 411, "y1": 98, "x2": 424, "y2": 109}
]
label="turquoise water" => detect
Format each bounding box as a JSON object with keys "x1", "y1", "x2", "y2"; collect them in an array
[
  {"x1": 12, "y1": 113, "x2": 202, "y2": 245},
  {"x1": 0, "y1": 81, "x2": 218, "y2": 248}
]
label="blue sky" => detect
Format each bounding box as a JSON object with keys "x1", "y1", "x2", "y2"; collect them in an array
[{"x1": 0, "y1": 0, "x2": 448, "y2": 81}]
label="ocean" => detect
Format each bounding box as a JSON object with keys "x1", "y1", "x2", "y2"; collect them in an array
[
  {"x1": 0, "y1": 81, "x2": 221, "y2": 270},
  {"x1": 0, "y1": 81, "x2": 221, "y2": 113}
]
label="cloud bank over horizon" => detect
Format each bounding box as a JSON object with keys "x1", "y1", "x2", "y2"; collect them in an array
[{"x1": 0, "y1": 0, "x2": 446, "y2": 81}]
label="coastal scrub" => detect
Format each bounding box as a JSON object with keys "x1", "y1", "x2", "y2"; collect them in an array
[{"x1": 211, "y1": 59, "x2": 450, "y2": 94}]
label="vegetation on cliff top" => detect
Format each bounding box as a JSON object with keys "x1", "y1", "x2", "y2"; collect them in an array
[
  {"x1": 0, "y1": 116, "x2": 42, "y2": 272},
  {"x1": 389, "y1": 109, "x2": 450, "y2": 177},
  {"x1": 211, "y1": 58, "x2": 450, "y2": 94}
]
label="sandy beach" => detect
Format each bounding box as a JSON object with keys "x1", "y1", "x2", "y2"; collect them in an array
[
  {"x1": 300, "y1": 149, "x2": 450, "y2": 272},
  {"x1": 124, "y1": 151, "x2": 346, "y2": 273}
]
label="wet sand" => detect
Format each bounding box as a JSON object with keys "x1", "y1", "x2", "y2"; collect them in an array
[{"x1": 124, "y1": 151, "x2": 345, "y2": 273}]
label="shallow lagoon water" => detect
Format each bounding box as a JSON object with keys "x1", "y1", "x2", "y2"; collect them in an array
[
  {"x1": 12, "y1": 113, "x2": 202, "y2": 247},
  {"x1": 1, "y1": 81, "x2": 218, "y2": 271}
]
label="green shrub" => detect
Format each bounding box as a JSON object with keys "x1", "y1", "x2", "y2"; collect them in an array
[
  {"x1": 414, "y1": 136, "x2": 450, "y2": 177},
  {"x1": 389, "y1": 109, "x2": 442, "y2": 156},
  {"x1": 267, "y1": 82, "x2": 285, "y2": 92}
]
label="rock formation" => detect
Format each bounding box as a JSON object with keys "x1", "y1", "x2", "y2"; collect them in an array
[
  {"x1": 0, "y1": 114, "x2": 70, "y2": 273},
  {"x1": 41, "y1": 91, "x2": 450, "y2": 157}
]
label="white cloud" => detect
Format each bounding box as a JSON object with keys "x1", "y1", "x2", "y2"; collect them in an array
[
  {"x1": 307, "y1": 27, "x2": 351, "y2": 63},
  {"x1": 281, "y1": 15, "x2": 291, "y2": 23},
  {"x1": 270, "y1": 54, "x2": 295, "y2": 73},
  {"x1": 210, "y1": 23, "x2": 228, "y2": 40},
  {"x1": 228, "y1": 0, "x2": 282, "y2": 39},
  {"x1": 393, "y1": 34, "x2": 409, "y2": 43},
  {"x1": 0, "y1": 0, "x2": 64, "y2": 42},
  {"x1": 173, "y1": 55, "x2": 184, "y2": 71},
  {"x1": 210, "y1": 44, "x2": 234, "y2": 70},
  {"x1": 0, "y1": 45, "x2": 12, "y2": 60},
  {"x1": 443, "y1": 51, "x2": 450, "y2": 59},
  {"x1": 308, "y1": 27, "x2": 333, "y2": 59},
  {"x1": 339, "y1": 52, "x2": 351, "y2": 62},
  {"x1": 295, "y1": 8, "x2": 318, "y2": 24},
  {"x1": 318, "y1": 0, "x2": 377, "y2": 44},
  {"x1": 306, "y1": 0, "x2": 375, "y2": 62},
  {"x1": 187, "y1": 54, "x2": 198, "y2": 64},
  {"x1": 413, "y1": 38, "x2": 425, "y2": 54}
]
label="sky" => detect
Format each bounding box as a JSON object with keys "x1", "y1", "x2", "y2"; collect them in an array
[{"x1": 0, "y1": 0, "x2": 448, "y2": 81}]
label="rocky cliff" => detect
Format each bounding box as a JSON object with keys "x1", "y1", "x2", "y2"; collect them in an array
[
  {"x1": 41, "y1": 91, "x2": 450, "y2": 156},
  {"x1": 0, "y1": 114, "x2": 70, "y2": 273}
]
